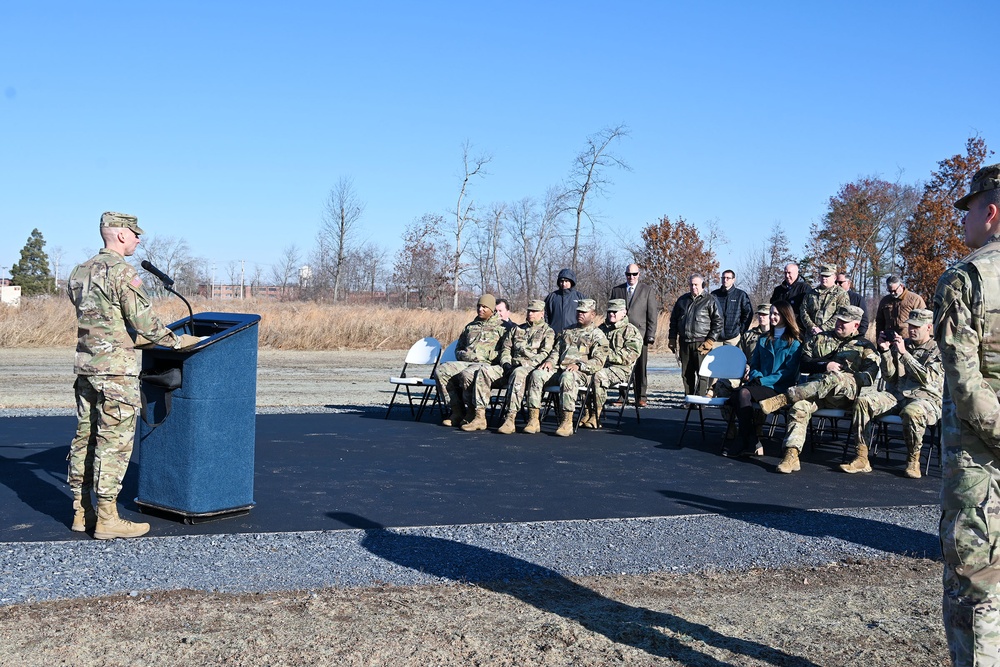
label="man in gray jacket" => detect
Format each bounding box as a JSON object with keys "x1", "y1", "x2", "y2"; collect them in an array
[{"x1": 668, "y1": 273, "x2": 723, "y2": 395}]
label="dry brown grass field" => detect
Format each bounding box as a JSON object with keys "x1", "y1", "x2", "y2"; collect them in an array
[{"x1": 0, "y1": 297, "x2": 671, "y2": 351}]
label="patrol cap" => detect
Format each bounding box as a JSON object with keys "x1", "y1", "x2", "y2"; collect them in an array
[
  {"x1": 100, "y1": 211, "x2": 145, "y2": 235},
  {"x1": 576, "y1": 298, "x2": 597, "y2": 312},
  {"x1": 834, "y1": 305, "x2": 865, "y2": 322},
  {"x1": 477, "y1": 294, "x2": 497, "y2": 312},
  {"x1": 955, "y1": 163, "x2": 1000, "y2": 211},
  {"x1": 606, "y1": 298, "x2": 627, "y2": 313},
  {"x1": 906, "y1": 308, "x2": 933, "y2": 327},
  {"x1": 755, "y1": 303, "x2": 771, "y2": 315},
  {"x1": 526, "y1": 299, "x2": 545, "y2": 311},
  {"x1": 818, "y1": 263, "x2": 837, "y2": 276}
]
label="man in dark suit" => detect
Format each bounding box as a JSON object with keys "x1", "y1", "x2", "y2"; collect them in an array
[{"x1": 610, "y1": 263, "x2": 659, "y2": 406}]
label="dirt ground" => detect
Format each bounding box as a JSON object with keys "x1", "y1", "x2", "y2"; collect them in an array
[{"x1": 0, "y1": 348, "x2": 949, "y2": 665}]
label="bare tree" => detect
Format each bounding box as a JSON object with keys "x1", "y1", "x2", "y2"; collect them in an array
[
  {"x1": 470, "y1": 202, "x2": 507, "y2": 297},
  {"x1": 352, "y1": 242, "x2": 388, "y2": 299},
  {"x1": 270, "y1": 244, "x2": 301, "y2": 300},
  {"x1": 318, "y1": 176, "x2": 366, "y2": 302},
  {"x1": 566, "y1": 124, "x2": 630, "y2": 272},
  {"x1": 503, "y1": 187, "x2": 567, "y2": 303},
  {"x1": 702, "y1": 218, "x2": 729, "y2": 286},
  {"x1": 448, "y1": 141, "x2": 492, "y2": 309},
  {"x1": 134, "y1": 235, "x2": 200, "y2": 296},
  {"x1": 392, "y1": 214, "x2": 449, "y2": 308}
]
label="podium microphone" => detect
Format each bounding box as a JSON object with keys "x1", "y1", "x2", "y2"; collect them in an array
[
  {"x1": 141, "y1": 260, "x2": 193, "y2": 330},
  {"x1": 141, "y1": 260, "x2": 175, "y2": 287}
]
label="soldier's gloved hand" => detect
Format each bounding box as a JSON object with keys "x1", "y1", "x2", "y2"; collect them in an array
[
  {"x1": 174, "y1": 334, "x2": 208, "y2": 349},
  {"x1": 668, "y1": 340, "x2": 677, "y2": 354},
  {"x1": 698, "y1": 339, "x2": 715, "y2": 355},
  {"x1": 502, "y1": 363, "x2": 512, "y2": 374},
  {"x1": 645, "y1": 337, "x2": 655, "y2": 346}
]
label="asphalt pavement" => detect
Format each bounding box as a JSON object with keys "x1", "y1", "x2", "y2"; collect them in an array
[{"x1": 0, "y1": 406, "x2": 941, "y2": 544}]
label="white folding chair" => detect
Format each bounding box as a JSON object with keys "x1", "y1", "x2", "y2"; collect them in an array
[
  {"x1": 385, "y1": 337, "x2": 442, "y2": 421},
  {"x1": 678, "y1": 345, "x2": 747, "y2": 444},
  {"x1": 427, "y1": 339, "x2": 459, "y2": 418}
]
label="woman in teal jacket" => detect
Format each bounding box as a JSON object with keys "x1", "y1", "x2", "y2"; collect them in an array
[{"x1": 725, "y1": 300, "x2": 801, "y2": 457}]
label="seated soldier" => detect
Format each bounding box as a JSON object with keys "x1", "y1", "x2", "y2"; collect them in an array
[
  {"x1": 581, "y1": 299, "x2": 642, "y2": 428},
  {"x1": 524, "y1": 299, "x2": 609, "y2": 436},
  {"x1": 462, "y1": 299, "x2": 555, "y2": 433},
  {"x1": 843, "y1": 308, "x2": 942, "y2": 478},
  {"x1": 759, "y1": 305, "x2": 879, "y2": 473},
  {"x1": 434, "y1": 294, "x2": 505, "y2": 427}
]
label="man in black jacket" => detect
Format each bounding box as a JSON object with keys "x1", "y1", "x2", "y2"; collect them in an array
[
  {"x1": 669, "y1": 273, "x2": 723, "y2": 395},
  {"x1": 711, "y1": 269, "x2": 753, "y2": 346},
  {"x1": 771, "y1": 262, "x2": 811, "y2": 327},
  {"x1": 544, "y1": 268, "x2": 586, "y2": 335},
  {"x1": 835, "y1": 273, "x2": 869, "y2": 336},
  {"x1": 610, "y1": 263, "x2": 659, "y2": 406}
]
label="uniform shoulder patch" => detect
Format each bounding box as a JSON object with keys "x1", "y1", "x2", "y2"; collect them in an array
[{"x1": 130, "y1": 276, "x2": 143, "y2": 289}]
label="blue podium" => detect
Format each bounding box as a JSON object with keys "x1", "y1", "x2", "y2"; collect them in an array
[{"x1": 135, "y1": 312, "x2": 260, "y2": 523}]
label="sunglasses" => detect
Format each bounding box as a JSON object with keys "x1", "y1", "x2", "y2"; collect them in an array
[
  {"x1": 625, "y1": 272, "x2": 638, "y2": 276},
  {"x1": 835, "y1": 280, "x2": 847, "y2": 285}
]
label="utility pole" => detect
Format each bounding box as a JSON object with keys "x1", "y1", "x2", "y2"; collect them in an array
[
  {"x1": 211, "y1": 264, "x2": 216, "y2": 300},
  {"x1": 240, "y1": 260, "x2": 245, "y2": 299}
]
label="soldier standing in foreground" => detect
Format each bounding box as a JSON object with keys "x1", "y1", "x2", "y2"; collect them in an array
[
  {"x1": 67, "y1": 212, "x2": 201, "y2": 539},
  {"x1": 935, "y1": 164, "x2": 1000, "y2": 666}
]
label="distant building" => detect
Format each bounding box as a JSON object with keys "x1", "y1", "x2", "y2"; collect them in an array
[{"x1": 1, "y1": 282, "x2": 21, "y2": 307}]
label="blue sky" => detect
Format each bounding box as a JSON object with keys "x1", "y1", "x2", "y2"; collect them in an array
[{"x1": 1, "y1": 2, "x2": 996, "y2": 284}]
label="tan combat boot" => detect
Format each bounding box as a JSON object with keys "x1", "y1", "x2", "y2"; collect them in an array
[
  {"x1": 95, "y1": 500, "x2": 150, "y2": 540},
  {"x1": 522, "y1": 408, "x2": 541, "y2": 434},
  {"x1": 497, "y1": 411, "x2": 517, "y2": 434},
  {"x1": 579, "y1": 409, "x2": 597, "y2": 429},
  {"x1": 460, "y1": 409, "x2": 488, "y2": 432},
  {"x1": 71, "y1": 488, "x2": 96, "y2": 533},
  {"x1": 555, "y1": 411, "x2": 575, "y2": 437},
  {"x1": 776, "y1": 447, "x2": 801, "y2": 474},
  {"x1": 442, "y1": 402, "x2": 465, "y2": 427},
  {"x1": 905, "y1": 447, "x2": 922, "y2": 479},
  {"x1": 839, "y1": 444, "x2": 872, "y2": 474},
  {"x1": 759, "y1": 394, "x2": 789, "y2": 415}
]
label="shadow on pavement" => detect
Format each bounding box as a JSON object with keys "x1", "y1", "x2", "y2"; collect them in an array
[
  {"x1": 659, "y1": 490, "x2": 940, "y2": 559},
  {"x1": 331, "y1": 511, "x2": 820, "y2": 666}
]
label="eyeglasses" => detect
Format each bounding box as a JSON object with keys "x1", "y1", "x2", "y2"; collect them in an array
[
  {"x1": 835, "y1": 280, "x2": 846, "y2": 285},
  {"x1": 625, "y1": 272, "x2": 638, "y2": 277}
]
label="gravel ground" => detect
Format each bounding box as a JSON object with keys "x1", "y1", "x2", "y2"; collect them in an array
[{"x1": 0, "y1": 348, "x2": 949, "y2": 665}]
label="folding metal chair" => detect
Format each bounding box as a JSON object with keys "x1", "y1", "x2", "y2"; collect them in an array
[
  {"x1": 678, "y1": 345, "x2": 747, "y2": 444},
  {"x1": 871, "y1": 415, "x2": 942, "y2": 475},
  {"x1": 384, "y1": 337, "x2": 442, "y2": 420},
  {"x1": 600, "y1": 367, "x2": 642, "y2": 426},
  {"x1": 426, "y1": 339, "x2": 459, "y2": 418}
]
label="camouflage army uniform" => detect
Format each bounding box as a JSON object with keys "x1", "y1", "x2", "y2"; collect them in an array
[
  {"x1": 68, "y1": 248, "x2": 180, "y2": 505},
  {"x1": 800, "y1": 284, "x2": 850, "y2": 335},
  {"x1": 435, "y1": 312, "x2": 505, "y2": 410},
  {"x1": 852, "y1": 337, "x2": 943, "y2": 465},
  {"x1": 526, "y1": 322, "x2": 609, "y2": 413},
  {"x1": 590, "y1": 316, "x2": 643, "y2": 414},
  {"x1": 781, "y1": 330, "x2": 879, "y2": 451},
  {"x1": 466, "y1": 317, "x2": 555, "y2": 413},
  {"x1": 935, "y1": 234, "x2": 1000, "y2": 665}
]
